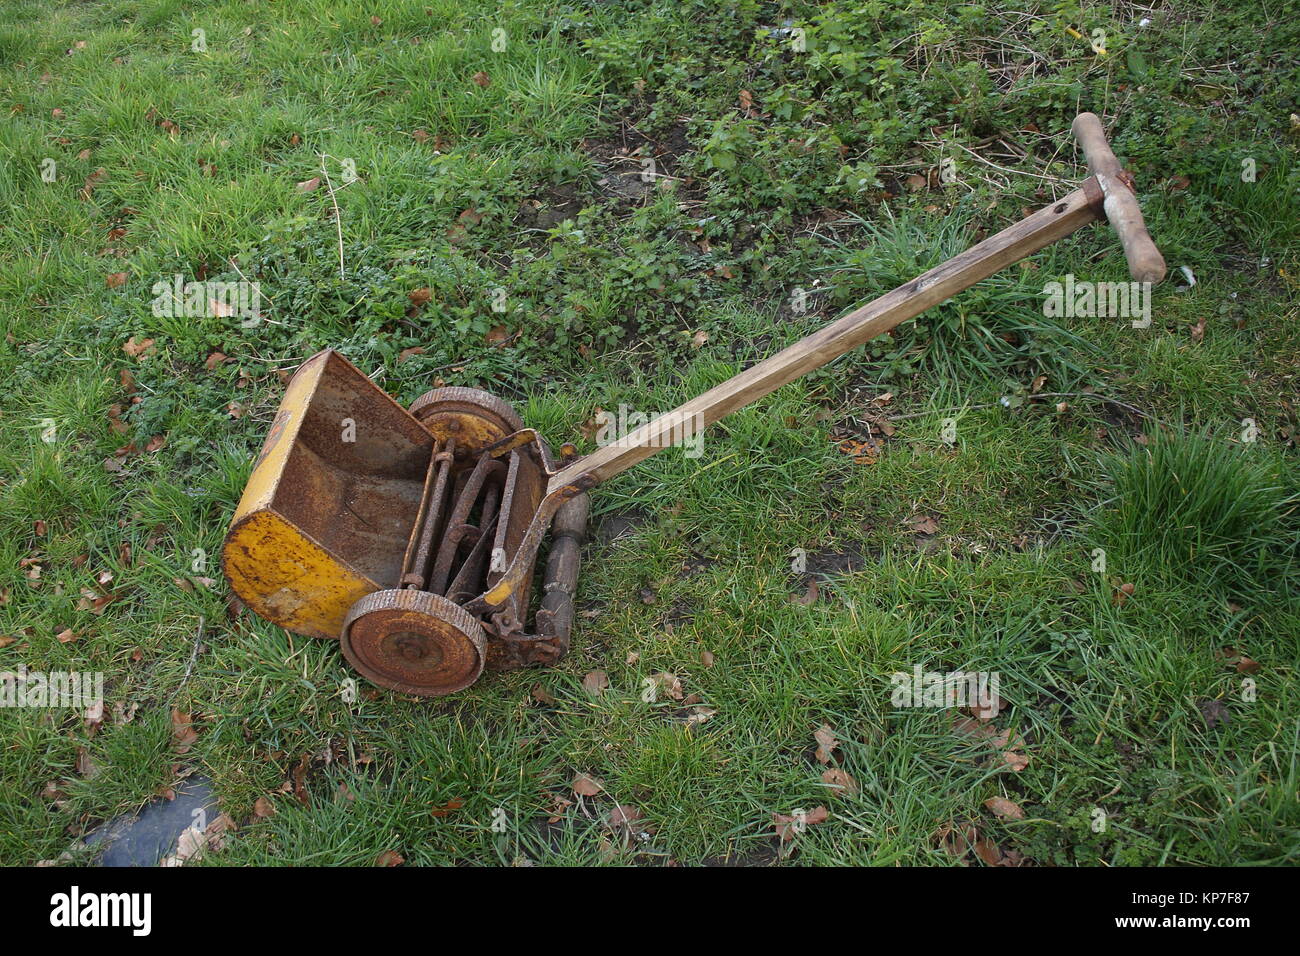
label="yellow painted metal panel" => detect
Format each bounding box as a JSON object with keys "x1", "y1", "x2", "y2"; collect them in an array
[
  {"x1": 231, "y1": 352, "x2": 327, "y2": 521},
  {"x1": 221, "y1": 509, "x2": 376, "y2": 640}
]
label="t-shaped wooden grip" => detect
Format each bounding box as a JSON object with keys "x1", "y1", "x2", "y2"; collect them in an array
[{"x1": 1072, "y1": 112, "x2": 1167, "y2": 284}]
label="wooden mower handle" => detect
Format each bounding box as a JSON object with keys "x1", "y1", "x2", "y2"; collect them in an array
[
  {"x1": 1071, "y1": 112, "x2": 1167, "y2": 284},
  {"x1": 545, "y1": 113, "x2": 1166, "y2": 498}
]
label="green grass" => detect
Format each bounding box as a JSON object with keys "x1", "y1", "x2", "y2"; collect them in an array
[{"x1": 1, "y1": 0, "x2": 1298, "y2": 866}]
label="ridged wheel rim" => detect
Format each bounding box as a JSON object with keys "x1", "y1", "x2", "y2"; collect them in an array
[
  {"x1": 409, "y1": 386, "x2": 523, "y2": 454},
  {"x1": 341, "y1": 589, "x2": 486, "y2": 696}
]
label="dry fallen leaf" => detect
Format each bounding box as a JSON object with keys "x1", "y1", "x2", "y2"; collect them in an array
[
  {"x1": 984, "y1": 796, "x2": 1025, "y2": 820},
  {"x1": 375, "y1": 849, "x2": 404, "y2": 867},
  {"x1": 796, "y1": 578, "x2": 819, "y2": 606},
  {"x1": 571, "y1": 773, "x2": 604, "y2": 797},
  {"x1": 122, "y1": 336, "x2": 155, "y2": 358},
  {"x1": 296, "y1": 176, "x2": 321, "y2": 193},
  {"x1": 171, "y1": 708, "x2": 199, "y2": 754},
  {"x1": 472, "y1": 70, "x2": 491, "y2": 88},
  {"x1": 430, "y1": 797, "x2": 464, "y2": 817},
  {"x1": 773, "y1": 805, "x2": 829, "y2": 842},
  {"x1": 75, "y1": 747, "x2": 102, "y2": 779},
  {"x1": 814, "y1": 724, "x2": 839, "y2": 764},
  {"x1": 653, "y1": 672, "x2": 684, "y2": 701},
  {"x1": 905, "y1": 514, "x2": 940, "y2": 535},
  {"x1": 973, "y1": 834, "x2": 1004, "y2": 866},
  {"x1": 582, "y1": 670, "x2": 609, "y2": 695},
  {"x1": 821, "y1": 767, "x2": 858, "y2": 797},
  {"x1": 105, "y1": 271, "x2": 128, "y2": 289}
]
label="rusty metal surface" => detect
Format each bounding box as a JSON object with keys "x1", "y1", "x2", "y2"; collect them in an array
[
  {"x1": 222, "y1": 350, "x2": 434, "y2": 639},
  {"x1": 341, "y1": 589, "x2": 485, "y2": 696},
  {"x1": 225, "y1": 352, "x2": 591, "y2": 694}
]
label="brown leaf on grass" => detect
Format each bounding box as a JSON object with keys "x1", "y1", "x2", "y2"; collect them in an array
[
  {"x1": 227, "y1": 401, "x2": 246, "y2": 419},
  {"x1": 122, "y1": 336, "x2": 155, "y2": 358},
  {"x1": 105, "y1": 271, "x2": 128, "y2": 288},
  {"x1": 905, "y1": 513, "x2": 940, "y2": 535},
  {"x1": 571, "y1": 773, "x2": 603, "y2": 797},
  {"x1": 936, "y1": 821, "x2": 977, "y2": 858},
  {"x1": 836, "y1": 437, "x2": 879, "y2": 464},
  {"x1": 821, "y1": 767, "x2": 858, "y2": 797},
  {"x1": 55, "y1": 628, "x2": 77, "y2": 643},
  {"x1": 1112, "y1": 581, "x2": 1135, "y2": 607},
  {"x1": 411, "y1": 129, "x2": 429, "y2": 143},
  {"x1": 407, "y1": 287, "x2": 432, "y2": 307},
  {"x1": 398, "y1": 346, "x2": 425, "y2": 364},
  {"x1": 773, "y1": 805, "x2": 829, "y2": 842},
  {"x1": 75, "y1": 588, "x2": 116, "y2": 614},
  {"x1": 530, "y1": 682, "x2": 555, "y2": 705},
  {"x1": 653, "y1": 672, "x2": 684, "y2": 701},
  {"x1": 171, "y1": 708, "x2": 198, "y2": 754},
  {"x1": 582, "y1": 670, "x2": 609, "y2": 695},
  {"x1": 700, "y1": 650, "x2": 715, "y2": 668},
  {"x1": 79, "y1": 168, "x2": 107, "y2": 200},
  {"x1": 548, "y1": 794, "x2": 573, "y2": 822},
  {"x1": 973, "y1": 834, "x2": 1004, "y2": 866},
  {"x1": 984, "y1": 796, "x2": 1025, "y2": 820},
  {"x1": 206, "y1": 295, "x2": 234, "y2": 317},
  {"x1": 75, "y1": 747, "x2": 102, "y2": 779},
  {"x1": 446, "y1": 206, "x2": 483, "y2": 243},
  {"x1": 1000, "y1": 749, "x2": 1030, "y2": 772},
  {"x1": 33, "y1": 519, "x2": 47, "y2": 535},
  {"x1": 0, "y1": 636, "x2": 15, "y2": 649},
  {"x1": 795, "y1": 578, "x2": 819, "y2": 605},
  {"x1": 607, "y1": 804, "x2": 653, "y2": 842},
  {"x1": 83, "y1": 699, "x2": 105, "y2": 735},
  {"x1": 1190, "y1": 318, "x2": 1206, "y2": 343},
  {"x1": 375, "y1": 849, "x2": 404, "y2": 867},
  {"x1": 106, "y1": 404, "x2": 128, "y2": 436},
  {"x1": 119, "y1": 367, "x2": 135, "y2": 392},
  {"x1": 485, "y1": 324, "x2": 510, "y2": 346},
  {"x1": 691, "y1": 329, "x2": 709, "y2": 348},
  {"x1": 291, "y1": 752, "x2": 312, "y2": 804},
  {"x1": 296, "y1": 176, "x2": 321, "y2": 192},
  {"x1": 1236, "y1": 656, "x2": 1261, "y2": 674},
  {"x1": 471, "y1": 70, "x2": 491, "y2": 88},
  {"x1": 430, "y1": 797, "x2": 465, "y2": 818},
  {"x1": 813, "y1": 724, "x2": 839, "y2": 764}
]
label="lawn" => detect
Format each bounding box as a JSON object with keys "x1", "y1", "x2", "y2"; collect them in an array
[{"x1": 1, "y1": 0, "x2": 1297, "y2": 866}]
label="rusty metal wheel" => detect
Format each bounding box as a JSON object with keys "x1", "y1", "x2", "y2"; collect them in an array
[
  {"x1": 340, "y1": 589, "x2": 486, "y2": 696},
  {"x1": 409, "y1": 386, "x2": 523, "y2": 455}
]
